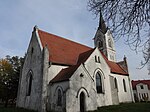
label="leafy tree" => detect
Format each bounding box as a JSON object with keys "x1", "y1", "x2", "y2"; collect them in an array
[
  {"x1": 0, "y1": 59, "x2": 13, "y2": 107},
  {"x1": 88, "y1": 0, "x2": 150, "y2": 67},
  {"x1": 0, "y1": 56, "x2": 24, "y2": 107}
]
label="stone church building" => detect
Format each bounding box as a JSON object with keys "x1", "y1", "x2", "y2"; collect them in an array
[{"x1": 16, "y1": 16, "x2": 134, "y2": 112}]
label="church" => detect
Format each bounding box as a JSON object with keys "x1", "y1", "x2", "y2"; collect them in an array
[{"x1": 16, "y1": 15, "x2": 134, "y2": 112}]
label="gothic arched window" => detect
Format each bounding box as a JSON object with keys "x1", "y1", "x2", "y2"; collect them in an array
[
  {"x1": 108, "y1": 39, "x2": 112, "y2": 48},
  {"x1": 123, "y1": 79, "x2": 127, "y2": 92},
  {"x1": 31, "y1": 47, "x2": 34, "y2": 54},
  {"x1": 95, "y1": 56, "x2": 97, "y2": 62},
  {"x1": 96, "y1": 72, "x2": 103, "y2": 93},
  {"x1": 57, "y1": 89, "x2": 62, "y2": 106},
  {"x1": 98, "y1": 40, "x2": 103, "y2": 48},
  {"x1": 98, "y1": 56, "x2": 100, "y2": 63},
  {"x1": 114, "y1": 78, "x2": 118, "y2": 90},
  {"x1": 26, "y1": 71, "x2": 33, "y2": 96}
]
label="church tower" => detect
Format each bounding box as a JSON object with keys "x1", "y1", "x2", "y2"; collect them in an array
[{"x1": 94, "y1": 12, "x2": 116, "y2": 62}]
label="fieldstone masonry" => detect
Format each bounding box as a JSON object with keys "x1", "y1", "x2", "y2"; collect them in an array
[{"x1": 17, "y1": 16, "x2": 134, "y2": 112}]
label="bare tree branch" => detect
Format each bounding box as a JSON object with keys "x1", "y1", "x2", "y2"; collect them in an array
[{"x1": 88, "y1": 0, "x2": 150, "y2": 67}]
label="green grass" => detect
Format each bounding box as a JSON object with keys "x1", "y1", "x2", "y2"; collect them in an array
[
  {"x1": 89, "y1": 102, "x2": 150, "y2": 112},
  {"x1": 0, "y1": 105, "x2": 37, "y2": 112},
  {"x1": 0, "y1": 102, "x2": 150, "y2": 112}
]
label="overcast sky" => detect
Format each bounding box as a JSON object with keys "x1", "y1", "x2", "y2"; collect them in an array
[{"x1": 0, "y1": 0, "x2": 149, "y2": 80}]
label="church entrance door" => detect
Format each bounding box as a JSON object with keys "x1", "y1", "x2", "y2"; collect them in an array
[{"x1": 80, "y1": 92, "x2": 85, "y2": 112}]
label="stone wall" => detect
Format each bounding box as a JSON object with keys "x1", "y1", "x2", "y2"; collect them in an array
[
  {"x1": 16, "y1": 30, "x2": 43, "y2": 111},
  {"x1": 48, "y1": 81, "x2": 69, "y2": 112},
  {"x1": 65, "y1": 48, "x2": 113, "y2": 112},
  {"x1": 48, "y1": 65, "x2": 68, "y2": 82},
  {"x1": 110, "y1": 73, "x2": 133, "y2": 103}
]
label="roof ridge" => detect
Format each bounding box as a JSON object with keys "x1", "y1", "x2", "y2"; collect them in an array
[
  {"x1": 100, "y1": 51, "x2": 128, "y2": 75},
  {"x1": 77, "y1": 49, "x2": 95, "y2": 64},
  {"x1": 50, "y1": 64, "x2": 80, "y2": 83},
  {"x1": 38, "y1": 29, "x2": 92, "y2": 49}
]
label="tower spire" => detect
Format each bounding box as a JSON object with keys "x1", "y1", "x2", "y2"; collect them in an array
[{"x1": 98, "y1": 11, "x2": 107, "y2": 34}]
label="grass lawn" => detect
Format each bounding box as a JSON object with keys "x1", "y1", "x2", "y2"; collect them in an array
[
  {"x1": 90, "y1": 102, "x2": 150, "y2": 112},
  {"x1": 0, "y1": 105, "x2": 37, "y2": 112},
  {"x1": 0, "y1": 102, "x2": 150, "y2": 112}
]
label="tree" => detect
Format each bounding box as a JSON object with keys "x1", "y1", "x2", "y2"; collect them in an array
[
  {"x1": 146, "y1": 41, "x2": 150, "y2": 75},
  {"x1": 0, "y1": 56, "x2": 24, "y2": 107},
  {"x1": 148, "y1": 61, "x2": 150, "y2": 75},
  {"x1": 0, "y1": 59, "x2": 13, "y2": 107},
  {"x1": 88, "y1": 0, "x2": 150, "y2": 67}
]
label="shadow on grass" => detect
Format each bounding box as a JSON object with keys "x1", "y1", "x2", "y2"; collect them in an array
[
  {"x1": 1, "y1": 102, "x2": 150, "y2": 112},
  {"x1": 88, "y1": 102, "x2": 150, "y2": 112}
]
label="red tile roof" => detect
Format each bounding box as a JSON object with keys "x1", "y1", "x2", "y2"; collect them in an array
[
  {"x1": 50, "y1": 50, "x2": 128, "y2": 83},
  {"x1": 50, "y1": 49, "x2": 95, "y2": 83},
  {"x1": 38, "y1": 30, "x2": 92, "y2": 65},
  {"x1": 37, "y1": 28, "x2": 129, "y2": 83},
  {"x1": 101, "y1": 52, "x2": 128, "y2": 75},
  {"x1": 50, "y1": 65, "x2": 79, "y2": 83},
  {"x1": 77, "y1": 49, "x2": 95, "y2": 64},
  {"x1": 132, "y1": 80, "x2": 150, "y2": 90}
]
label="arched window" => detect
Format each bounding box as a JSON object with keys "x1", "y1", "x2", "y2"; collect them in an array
[
  {"x1": 57, "y1": 89, "x2": 62, "y2": 106},
  {"x1": 108, "y1": 39, "x2": 112, "y2": 48},
  {"x1": 114, "y1": 78, "x2": 118, "y2": 90},
  {"x1": 95, "y1": 56, "x2": 100, "y2": 63},
  {"x1": 123, "y1": 79, "x2": 127, "y2": 92},
  {"x1": 80, "y1": 92, "x2": 85, "y2": 112},
  {"x1": 98, "y1": 40, "x2": 103, "y2": 48},
  {"x1": 95, "y1": 56, "x2": 97, "y2": 62},
  {"x1": 96, "y1": 72, "x2": 103, "y2": 93},
  {"x1": 26, "y1": 71, "x2": 33, "y2": 96},
  {"x1": 31, "y1": 47, "x2": 34, "y2": 54},
  {"x1": 98, "y1": 56, "x2": 100, "y2": 63}
]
